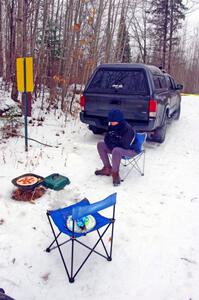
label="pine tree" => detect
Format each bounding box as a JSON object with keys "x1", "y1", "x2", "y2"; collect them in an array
[{"x1": 149, "y1": 0, "x2": 187, "y2": 71}]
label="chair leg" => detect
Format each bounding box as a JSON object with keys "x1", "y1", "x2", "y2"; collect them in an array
[
  {"x1": 46, "y1": 214, "x2": 116, "y2": 282},
  {"x1": 69, "y1": 237, "x2": 75, "y2": 283},
  {"x1": 97, "y1": 229, "x2": 112, "y2": 260},
  {"x1": 133, "y1": 160, "x2": 143, "y2": 175},
  {"x1": 46, "y1": 232, "x2": 62, "y2": 252},
  {"x1": 46, "y1": 214, "x2": 71, "y2": 282},
  {"x1": 72, "y1": 223, "x2": 112, "y2": 279},
  {"x1": 109, "y1": 206, "x2": 116, "y2": 260},
  {"x1": 121, "y1": 151, "x2": 145, "y2": 180},
  {"x1": 136, "y1": 151, "x2": 145, "y2": 176},
  {"x1": 70, "y1": 221, "x2": 75, "y2": 282},
  {"x1": 142, "y1": 150, "x2": 145, "y2": 176}
]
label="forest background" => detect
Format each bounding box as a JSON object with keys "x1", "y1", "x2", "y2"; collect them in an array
[{"x1": 0, "y1": 0, "x2": 199, "y2": 114}]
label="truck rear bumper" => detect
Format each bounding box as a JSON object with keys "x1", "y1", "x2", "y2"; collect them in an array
[
  {"x1": 80, "y1": 112, "x2": 156, "y2": 132},
  {"x1": 80, "y1": 112, "x2": 107, "y2": 129}
]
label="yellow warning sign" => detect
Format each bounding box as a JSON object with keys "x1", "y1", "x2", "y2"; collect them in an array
[{"x1": 16, "y1": 57, "x2": 34, "y2": 92}]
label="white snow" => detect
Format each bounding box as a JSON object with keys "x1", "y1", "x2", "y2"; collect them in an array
[
  {"x1": 0, "y1": 92, "x2": 19, "y2": 112},
  {"x1": 0, "y1": 94, "x2": 199, "y2": 300}
]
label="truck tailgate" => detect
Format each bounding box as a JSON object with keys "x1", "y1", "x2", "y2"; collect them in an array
[{"x1": 84, "y1": 93, "x2": 149, "y2": 122}]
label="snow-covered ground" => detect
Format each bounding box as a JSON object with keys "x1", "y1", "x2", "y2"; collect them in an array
[{"x1": 0, "y1": 95, "x2": 199, "y2": 300}]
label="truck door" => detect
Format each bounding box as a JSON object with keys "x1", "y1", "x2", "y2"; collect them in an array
[{"x1": 165, "y1": 76, "x2": 179, "y2": 113}]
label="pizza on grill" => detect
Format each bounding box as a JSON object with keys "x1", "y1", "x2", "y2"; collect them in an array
[{"x1": 16, "y1": 176, "x2": 39, "y2": 186}]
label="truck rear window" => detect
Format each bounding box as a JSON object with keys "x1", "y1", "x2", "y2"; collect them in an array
[{"x1": 86, "y1": 69, "x2": 149, "y2": 95}]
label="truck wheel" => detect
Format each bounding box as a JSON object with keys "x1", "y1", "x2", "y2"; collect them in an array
[
  {"x1": 152, "y1": 115, "x2": 168, "y2": 143},
  {"x1": 89, "y1": 125, "x2": 105, "y2": 135},
  {"x1": 173, "y1": 104, "x2": 181, "y2": 120}
]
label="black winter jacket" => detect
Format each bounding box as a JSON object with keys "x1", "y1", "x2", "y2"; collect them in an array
[{"x1": 104, "y1": 121, "x2": 135, "y2": 151}]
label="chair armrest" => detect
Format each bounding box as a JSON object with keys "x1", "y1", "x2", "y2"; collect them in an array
[{"x1": 72, "y1": 193, "x2": 117, "y2": 220}]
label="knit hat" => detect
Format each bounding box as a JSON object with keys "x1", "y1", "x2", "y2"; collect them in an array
[{"x1": 108, "y1": 109, "x2": 124, "y2": 122}]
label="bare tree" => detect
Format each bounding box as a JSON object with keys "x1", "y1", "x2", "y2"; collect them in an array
[
  {"x1": 0, "y1": 0, "x2": 197, "y2": 112},
  {"x1": 1, "y1": 0, "x2": 7, "y2": 81}
]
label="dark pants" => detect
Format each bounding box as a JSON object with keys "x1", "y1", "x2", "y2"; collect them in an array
[{"x1": 97, "y1": 141, "x2": 135, "y2": 173}]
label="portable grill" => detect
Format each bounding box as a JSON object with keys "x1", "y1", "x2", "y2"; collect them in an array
[{"x1": 12, "y1": 173, "x2": 44, "y2": 191}]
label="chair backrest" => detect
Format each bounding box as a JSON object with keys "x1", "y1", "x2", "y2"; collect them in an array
[
  {"x1": 72, "y1": 193, "x2": 116, "y2": 220},
  {"x1": 131, "y1": 132, "x2": 147, "y2": 153}
]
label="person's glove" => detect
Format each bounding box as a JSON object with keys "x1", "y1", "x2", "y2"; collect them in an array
[{"x1": 104, "y1": 131, "x2": 121, "y2": 150}]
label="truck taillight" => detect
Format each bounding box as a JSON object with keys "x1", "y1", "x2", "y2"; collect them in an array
[
  {"x1": 80, "y1": 95, "x2": 85, "y2": 111},
  {"x1": 149, "y1": 99, "x2": 157, "y2": 117}
]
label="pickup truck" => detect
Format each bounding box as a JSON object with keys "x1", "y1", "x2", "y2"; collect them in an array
[{"x1": 79, "y1": 63, "x2": 183, "y2": 143}]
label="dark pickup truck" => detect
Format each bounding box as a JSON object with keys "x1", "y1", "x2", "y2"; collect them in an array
[{"x1": 80, "y1": 63, "x2": 183, "y2": 143}]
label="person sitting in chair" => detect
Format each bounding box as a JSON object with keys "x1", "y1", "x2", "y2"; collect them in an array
[{"x1": 95, "y1": 109, "x2": 136, "y2": 186}]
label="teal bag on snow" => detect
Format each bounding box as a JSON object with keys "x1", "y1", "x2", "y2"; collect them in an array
[{"x1": 43, "y1": 173, "x2": 70, "y2": 190}]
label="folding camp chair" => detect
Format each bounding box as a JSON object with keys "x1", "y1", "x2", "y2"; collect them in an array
[
  {"x1": 121, "y1": 132, "x2": 147, "y2": 181},
  {"x1": 46, "y1": 193, "x2": 117, "y2": 283}
]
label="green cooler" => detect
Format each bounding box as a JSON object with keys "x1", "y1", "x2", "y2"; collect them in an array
[{"x1": 43, "y1": 173, "x2": 70, "y2": 190}]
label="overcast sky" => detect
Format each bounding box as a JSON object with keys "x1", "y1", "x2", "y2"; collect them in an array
[{"x1": 184, "y1": 0, "x2": 199, "y2": 26}]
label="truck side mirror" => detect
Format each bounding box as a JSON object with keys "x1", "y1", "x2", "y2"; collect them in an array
[{"x1": 176, "y1": 83, "x2": 183, "y2": 90}]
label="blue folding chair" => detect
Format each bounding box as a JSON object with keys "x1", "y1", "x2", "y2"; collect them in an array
[
  {"x1": 46, "y1": 193, "x2": 117, "y2": 283},
  {"x1": 121, "y1": 132, "x2": 147, "y2": 181}
]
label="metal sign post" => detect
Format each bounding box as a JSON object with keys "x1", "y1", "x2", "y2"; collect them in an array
[
  {"x1": 23, "y1": 59, "x2": 28, "y2": 151},
  {"x1": 16, "y1": 57, "x2": 34, "y2": 152}
]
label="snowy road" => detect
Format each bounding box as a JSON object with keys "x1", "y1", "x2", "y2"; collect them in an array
[{"x1": 0, "y1": 95, "x2": 199, "y2": 300}]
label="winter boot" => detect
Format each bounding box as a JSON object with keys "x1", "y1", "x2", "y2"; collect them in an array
[
  {"x1": 95, "y1": 166, "x2": 112, "y2": 176},
  {"x1": 112, "y1": 172, "x2": 121, "y2": 186}
]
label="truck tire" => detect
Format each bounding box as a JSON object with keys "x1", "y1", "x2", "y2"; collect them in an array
[
  {"x1": 89, "y1": 125, "x2": 105, "y2": 135},
  {"x1": 152, "y1": 114, "x2": 168, "y2": 143},
  {"x1": 173, "y1": 103, "x2": 181, "y2": 120}
]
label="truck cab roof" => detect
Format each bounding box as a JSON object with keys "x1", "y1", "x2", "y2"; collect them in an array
[{"x1": 97, "y1": 63, "x2": 164, "y2": 75}]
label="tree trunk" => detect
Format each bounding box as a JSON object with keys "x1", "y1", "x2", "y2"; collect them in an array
[
  {"x1": 168, "y1": 0, "x2": 174, "y2": 72},
  {"x1": 162, "y1": 0, "x2": 169, "y2": 68},
  {"x1": 1, "y1": 0, "x2": 7, "y2": 80}
]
